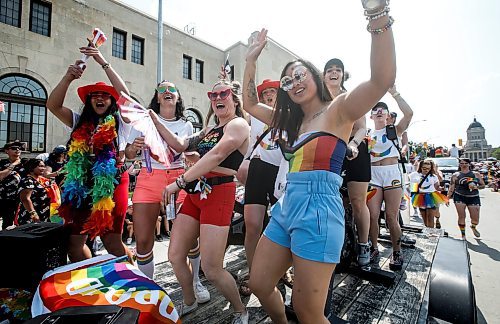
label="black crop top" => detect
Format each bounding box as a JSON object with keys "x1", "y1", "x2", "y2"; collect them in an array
[{"x1": 197, "y1": 126, "x2": 244, "y2": 171}]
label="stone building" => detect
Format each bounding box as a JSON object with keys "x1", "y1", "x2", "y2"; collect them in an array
[
  {"x1": 463, "y1": 118, "x2": 492, "y2": 162},
  {"x1": 0, "y1": 0, "x2": 299, "y2": 155}
]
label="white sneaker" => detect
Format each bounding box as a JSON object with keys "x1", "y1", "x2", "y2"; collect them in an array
[
  {"x1": 178, "y1": 300, "x2": 198, "y2": 316},
  {"x1": 194, "y1": 281, "x2": 210, "y2": 303},
  {"x1": 126, "y1": 238, "x2": 132, "y2": 245},
  {"x1": 232, "y1": 310, "x2": 249, "y2": 324}
]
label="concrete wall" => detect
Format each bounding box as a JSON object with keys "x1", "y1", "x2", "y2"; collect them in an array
[{"x1": 0, "y1": 0, "x2": 299, "y2": 156}]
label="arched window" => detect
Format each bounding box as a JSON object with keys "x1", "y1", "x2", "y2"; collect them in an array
[
  {"x1": 0, "y1": 74, "x2": 47, "y2": 152},
  {"x1": 185, "y1": 108, "x2": 203, "y2": 132}
]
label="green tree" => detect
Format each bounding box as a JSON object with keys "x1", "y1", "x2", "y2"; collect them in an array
[{"x1": 492, "y1": 147, "x2": 500, "y2": 160}]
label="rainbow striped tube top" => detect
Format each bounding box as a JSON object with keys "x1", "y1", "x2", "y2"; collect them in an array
[{"x1": 279, "y1": 131, "x2": 346, "y2": 175}]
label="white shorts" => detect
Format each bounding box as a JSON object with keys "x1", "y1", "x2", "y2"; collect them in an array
[{"x1": 370, "y1": 164, "x2": 403, "y2": 190}]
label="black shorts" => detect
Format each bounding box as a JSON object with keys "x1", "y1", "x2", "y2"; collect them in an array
[
  {"x1": 453, "y1": 193, "x2": 481, "y2": 206},
  {"x1": 244, "y1": 158, "x2": 279, "y2": 206},
  {"x1": 342, "y1": 140, "x2": 371, "y2": 183}
]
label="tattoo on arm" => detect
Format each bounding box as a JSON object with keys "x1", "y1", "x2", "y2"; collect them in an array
[
  {"x1": 247, "y1": 78, "x2": 258, "y2": 105},
  {"x1": 185, "y1": 130, "x2": 206, "y2": 152}
]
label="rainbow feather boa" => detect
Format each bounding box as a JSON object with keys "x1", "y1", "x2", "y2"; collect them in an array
[
  {"x1": 411, "y1": 191, "x2": 449, "y2": 209},
  {"x1": 61, "y1": 115, "x2": 118, "y2": 238}
]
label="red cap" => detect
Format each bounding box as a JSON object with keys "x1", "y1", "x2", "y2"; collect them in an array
[
  {"x1": 257, "y1": 79, "x2": 279, "y2": 97},
  {"x1": 77, "y1": 82, "x2": 120, "y2": 103}
]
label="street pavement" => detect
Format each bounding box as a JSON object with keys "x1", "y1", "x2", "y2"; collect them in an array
[{"x1": 436, "y1": 188, "x2": 500, "y2": 324}]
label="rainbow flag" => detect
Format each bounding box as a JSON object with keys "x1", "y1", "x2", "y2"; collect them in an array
[{"x1": 32, "y1": 255, "x2": 179, "y2": 323}]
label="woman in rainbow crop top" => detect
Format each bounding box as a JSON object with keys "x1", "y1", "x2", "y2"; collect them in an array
[
  {"x1": 366, "y1": 87, "x2": 413, "y2": 272},
  {"x1": 241, "y1": 20, "x2": 396, "y2": 324}
]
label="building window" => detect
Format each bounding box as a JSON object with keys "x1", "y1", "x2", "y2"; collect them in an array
[
  {"x1": 183, "y1": 55, "x2": 192, "y2": 80},
  {"x1": 0, "y1": 74, "x2": 47, "y2": 152},
  {"x1": 131, "y1": 35, "x2": 144, "y2": 65},
  {"x1": 195, "y1": 60, "x2": 204, "y2": 83},
  {"x1": 29, "y1": 0, "x2": 51, "y2": 36},
  {"x1": 0, "y1": 0, "x2": 21, "y2": 27},
  {"x1": 112, "y1": 28, "x2": 126, "y2": 59},
  {"x1": 185, "y1": 108, "x2": 203, "y2": 132}
]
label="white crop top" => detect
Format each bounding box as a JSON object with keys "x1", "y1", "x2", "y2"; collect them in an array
[{"x1": 368, "y1": 128, "x2": 401, "y2": 163}]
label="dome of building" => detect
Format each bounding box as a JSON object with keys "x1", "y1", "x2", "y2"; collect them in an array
[{"x1": 467, "y1": 118, "x2": 483, "y2": 130}]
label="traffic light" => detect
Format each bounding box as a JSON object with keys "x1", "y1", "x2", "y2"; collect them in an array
[{"x1": 458, "y1": 138, "x2": 463, "y2": 146}]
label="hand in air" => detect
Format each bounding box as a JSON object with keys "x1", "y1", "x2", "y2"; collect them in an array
[
  {"x1": 246, "y1": 28, "x2": 268, "y2": 62},
  {"x1": 79, "y1": 46, "x2": 107, "y2": 66},
  {"x1": 65, "y1": 61, "x2": 85, "y2": 80}
]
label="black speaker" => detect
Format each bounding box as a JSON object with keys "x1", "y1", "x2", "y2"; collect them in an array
[
  {"x1": 26, "y1": 305, "x2": 140, "y2": 324},
  {"x1": 0, "y1": 222, "x2": 69, "y2": 291}
]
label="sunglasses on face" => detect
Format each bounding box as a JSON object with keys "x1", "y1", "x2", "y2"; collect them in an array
[
  {"x1": 280, "y1": 66, "x2": 308, "y2": 92},
  {"x1": 8, "y1": 147, "x2": 21, "y2": 151},
  {"x1": 90, "y1": 92, "x2": 112, "y2": 99},
  {"x1": 157, "y1": 85, "x2": 177, "y2": 94},
  {"x1": 207, "y1": 88, "x2": 231, "y2": 101},
  {"x1": 371, "y1": 108, "x2": 388, "y2": 115}
]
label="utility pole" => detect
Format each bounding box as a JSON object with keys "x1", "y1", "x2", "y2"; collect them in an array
[{"x1": 157, "y1": 0, "x2": 163, "y2": 84}]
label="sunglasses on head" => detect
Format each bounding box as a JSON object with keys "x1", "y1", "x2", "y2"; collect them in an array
[
  {"x1": 280, "y1": 66, "x2": 308, "y2": 92},
  {"x1": 207, "y1": 88, "x2": 231, "y2": 101},
  {"x1": 89, "y1": 92, "x2": 112, "y2": 99},
  {"x1": 157, "y1": 84, "x2": 177, "y2": 94}
]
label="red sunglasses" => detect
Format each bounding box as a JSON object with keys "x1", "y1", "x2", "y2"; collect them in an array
[{"x1": 207, "y1": 88, "x2": 231, "y2": 101}]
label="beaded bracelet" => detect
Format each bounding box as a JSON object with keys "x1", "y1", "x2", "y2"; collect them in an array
[
  {"x1": 101, "y1": 63, "x2": 110, "y2": 70},
  {"x1": 367, "y1": 16, "x2": 394, "y2": 35},
  {"x1": 366, "y1": 8, "x2": 389, "y2": 21}
]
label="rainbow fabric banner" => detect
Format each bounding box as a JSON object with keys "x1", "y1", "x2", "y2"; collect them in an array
[
  {"x1": 32, "y1": 255, "x2": 180, "y2": 323},
  {"x1": 117, "y1": 92, "x2": 174, "y2": 167}
]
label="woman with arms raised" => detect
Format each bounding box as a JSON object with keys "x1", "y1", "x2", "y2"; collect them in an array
[{"x1": 241, "y1": 2, "x2": 396, "y2": 323}]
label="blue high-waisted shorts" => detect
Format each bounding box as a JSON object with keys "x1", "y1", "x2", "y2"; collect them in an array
[{"x1": 263, "y1": 170, "x2": 345, "y2": 263}]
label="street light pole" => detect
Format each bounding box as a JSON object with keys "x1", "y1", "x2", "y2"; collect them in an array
[{"x1": 157, "y1": 0, "x2": 163, "y2": 84}]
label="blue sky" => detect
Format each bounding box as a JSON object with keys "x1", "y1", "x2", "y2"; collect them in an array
[{"x1": 121, "y1": 0, "x2": 500, "y2": 148}]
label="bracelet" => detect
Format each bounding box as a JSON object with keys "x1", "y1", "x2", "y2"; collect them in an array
[
  {"x1": 392, "y1": 92, "x2": 401, "y2": 98},
  {"x1": 101, "y1": 63, "x2": 110, "y2": 70},
  {"x1": 367, "y1": 16, "x2": 394, "y2": 35},
  {"x1": 175, "y1": 174, "x2": 187, "y2": 189},
  {"x1": 362, "y1": 0, "x2": 390, "y2": 14},
  {"x1": 29, "y1": 210, "x2": 37, "y2": 215},
  {"x1": 365, "y1": 7, "x2": 390, "y2": 20}
]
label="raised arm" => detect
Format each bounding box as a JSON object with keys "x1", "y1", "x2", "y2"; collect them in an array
[
  {"x1": 242, "y1": 29, "x2": 274, "y2": 125},
  {"x1": 336, "y1": 2, "x2": 396, "y2": 123},
  {"x1": 389, "y1": 85, "x2": 414, "y2": 135},
  {"x1": 80, "y1": 46, "x2": 130, "y2": 96},
  {"x1": 150, "y1": 110, "x2": 206, "y2": 153},
  {"x1": 46, "y1": 61, "x2": 84, "y2": 128}
]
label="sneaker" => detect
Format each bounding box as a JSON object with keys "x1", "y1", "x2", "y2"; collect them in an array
[
  {"x1": 435, "y1": 219, "x2": 441, "y2": 229},
  {"x1": 166, "y1": 231, "x2": 171, "y2": 238},
  {"x1": 155, "y1": 235, "x2": 163, "y2": 242},
  {"x1": 231, "y1": 310, "x2": 249, "y2": 324},
  {"x1": 370, "y1": 248, "x2": 380, "y2": 264},
  {"x1": 178, "y1": 300, "x2": 198, "y2": 316},
  {"x1": 193, "y1": 281, "x2": 210, "y2": 303},
  {"x1": 126, "y1": 238, "x2": 132, "y2": 245},
  {"x1": 399, "y1": 199, "x2": 407, "y2": 211},
  {"x1": 389, "y1": 251, "x2": 404, "y2": 271},
  {"x1": 471, "y1": 226, "x2": 481, "y2": 238},
  {"x1": 358, "y1": 243, "x2": 371, "y2": 267}
]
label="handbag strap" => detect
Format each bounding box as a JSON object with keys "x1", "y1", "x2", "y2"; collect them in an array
[{"x1": 249, "y1": 128, "x2": 272, "y2": 157}]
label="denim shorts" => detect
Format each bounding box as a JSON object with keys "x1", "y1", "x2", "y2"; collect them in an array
[{"x1": 263, "y1": 170, "x2": 345, "y2": 263}]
